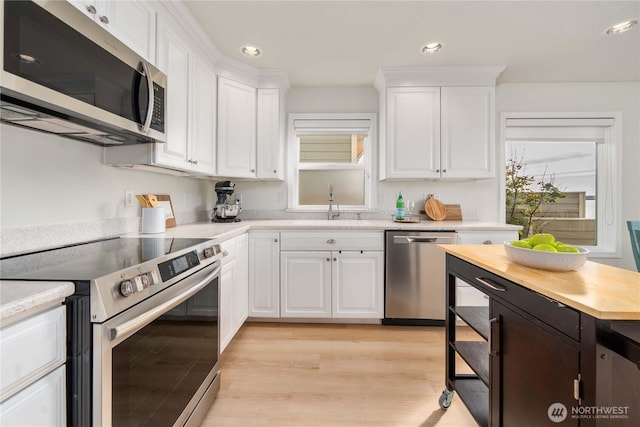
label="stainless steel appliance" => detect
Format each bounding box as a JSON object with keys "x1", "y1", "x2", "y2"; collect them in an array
[
  {"x1": 1, "y1": 1, "x2": 166, "y2": 146},
  {"x1": 384, "y1": 231, "x2": 457, "y2": 325},
  {"x1": 0, "y1": 237, "x2": 222, "y2": 427},
  {"x1": 212, "y1": 180, "x2": 241, "y2": 222}
]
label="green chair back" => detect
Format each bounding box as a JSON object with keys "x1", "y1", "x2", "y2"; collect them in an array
[{"x1": 627, "y1": 221, "x2": 640, "y2": 272}]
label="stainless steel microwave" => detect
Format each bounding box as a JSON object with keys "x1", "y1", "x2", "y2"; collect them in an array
[{"x1": 0, "y1": 0, "x2": 166, "y2": 145}]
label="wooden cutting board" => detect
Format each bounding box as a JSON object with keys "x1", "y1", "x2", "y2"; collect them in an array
[
  {"x1": 424, "y1": 195, "x2": 447, "y2": 221},
  {"x1": 443, "y1": 204, "x2": 463, "y2": 221}
]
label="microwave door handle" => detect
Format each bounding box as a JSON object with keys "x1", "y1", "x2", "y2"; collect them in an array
[
  {"x1": 140, "y1": 60, "x2": 154, "y2": 133},
  {"x1": 109, "y1": 264, "x2": 221, "y2": 342}
]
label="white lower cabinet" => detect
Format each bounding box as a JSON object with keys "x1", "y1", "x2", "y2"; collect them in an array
[
  {"x1": 280, "y1": 250, "x2": 384, "y2": 319},
  {"x1": 0, "y1": 366, "x2": 66, "y2": 427},
  {"x1": 281, "y1": 252, "x2": 332, "y2": 318},
  {"x1": 219, "y1": 234, "x2": 249, "y2": 353},
  {"x1": 0, "y1": 306, "x2": 66, "y2": 427},
  {"x1": 248, "y1": 231, "x2": 281, "y2": 317},
  {"x1": 279, "y1": 231, "x2": 384, "y2": 320},
  {"x1": 333, "y1": 251, "x2": 384, "y2": 318}
]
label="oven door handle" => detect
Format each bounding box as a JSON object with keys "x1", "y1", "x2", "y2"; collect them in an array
[{"x1": 109, "y1": 263, "x2": 221, "y2": 341}]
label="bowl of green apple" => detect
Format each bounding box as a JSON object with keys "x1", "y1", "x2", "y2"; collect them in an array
[{"x1": 504, "y1": 233, "x2": 589, "y2": 272}]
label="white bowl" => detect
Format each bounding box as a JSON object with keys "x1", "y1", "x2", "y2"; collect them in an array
[{"x1": 503, "y1": 242, "x2": 589, "y2": 272}]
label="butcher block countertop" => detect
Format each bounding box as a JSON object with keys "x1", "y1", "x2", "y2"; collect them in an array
[{"x1": 439, "y1": 244, "x2": 640, "y2": 321}]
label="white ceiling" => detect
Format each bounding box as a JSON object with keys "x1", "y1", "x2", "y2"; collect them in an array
[{"x1": 182, "y1": 1, "x2": 640, "y2": 87}]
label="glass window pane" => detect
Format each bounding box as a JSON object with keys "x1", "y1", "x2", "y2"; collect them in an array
[
  {"x1": 299, "y1": 170, "x2": 365, "y2": 205},
  {"x1": 506, "y1": 141, "x2": 596, "y2": 245},
  {"x1": 299, "y1": 134, "x2": 365, "y2": 163}
]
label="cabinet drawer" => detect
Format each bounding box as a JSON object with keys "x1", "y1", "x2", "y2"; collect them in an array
[
  {"x1": 0, "y1": 365, "x2": 66, "y2": 426},
  {"x1": 280, "y1": 231, "x2": 384, "y2": 251},
  {"x1": 448, "y1": 256, "x2": 580, "y2": 341},
  {"x1": 0, "y1": 306, "x2": 66, "y2": 401}
]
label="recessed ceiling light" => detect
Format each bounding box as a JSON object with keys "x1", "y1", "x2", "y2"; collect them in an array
[
  {"x1": 604, "y1": 19, "x2": 638, "y2": 35},
  {"x1": 421, "y1": 42, "x2": 443, "y2": 55},
  {"x1": 240, "y1": 45, "x2": 262, "y2": 57}
]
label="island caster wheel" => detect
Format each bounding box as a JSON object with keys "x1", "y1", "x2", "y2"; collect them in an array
[{"x1": 439, "y1": 389, "x2": 454, "y2": 409}]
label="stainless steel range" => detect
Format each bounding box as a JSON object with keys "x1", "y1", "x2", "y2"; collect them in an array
[{"x1": 0, "y1": 237, "x2": 222, "y2": 427}]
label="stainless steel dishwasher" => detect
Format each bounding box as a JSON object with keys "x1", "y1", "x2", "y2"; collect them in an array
[{"x1": 384, "y1": 231, "x2": 457, "y2": 325}]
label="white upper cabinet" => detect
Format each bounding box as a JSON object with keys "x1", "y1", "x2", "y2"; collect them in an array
[
  {"x1": 377, "y1": 66, "x2": 504, "y2": 180},
  {"x1": 217, "y1": 77, "x2": 257, "y2": 178},
  {"x1": 156, "y1": 17, "x2": 190, "y2": 168},
  {"x1": 385, "y1": 87, "x2": 441, "y2": 179},
  {"x1": 440, "y1": 86, "x2": 494, "y2": 178},
  {"x1": 154, "y1": 15, "x2": 217, "y2": 175},
  {"x1": 256, "y1": 88, "x2": 284, "y2": 180},
  {"x1": 68, "y1": 0, "x2": 156, "y2": 62},
  {"x1": 189, "y1": 56, "x2": 217, "y2": 175}
]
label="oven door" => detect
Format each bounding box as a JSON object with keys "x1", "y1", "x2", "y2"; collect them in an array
[{"x1": 93, "y1": 261, "x2": 221, "y2": 427}]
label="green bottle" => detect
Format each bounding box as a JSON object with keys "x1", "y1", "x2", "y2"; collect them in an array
[{"x1": 396, "y1": 192, "x2": 405, "y2": 220}]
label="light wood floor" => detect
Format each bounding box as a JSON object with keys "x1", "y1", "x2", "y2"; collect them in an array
[{"x1": 201, "y1": 322, "x2": 477, "y2": 427}]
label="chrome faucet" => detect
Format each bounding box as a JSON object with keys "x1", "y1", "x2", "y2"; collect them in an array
[{"x1": 328, "y1": 183, "x2": 340, "y2": 220}]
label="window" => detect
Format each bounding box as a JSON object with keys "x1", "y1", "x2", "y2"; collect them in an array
[
  {"x1": 287, "y1": 113, "x2": 376, "y2": 211},
  {"x1": 503, "y1": 115, "x2": 620, "y2": 256}
]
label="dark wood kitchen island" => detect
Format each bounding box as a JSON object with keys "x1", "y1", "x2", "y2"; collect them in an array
[{"x1": 438, "y1": 244, "x2": 640, "y2": 427}]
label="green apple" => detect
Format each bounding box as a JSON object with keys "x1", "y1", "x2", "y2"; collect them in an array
[
  {"x1": 532, "y1": 243, "x2": 558, "y2": 252},
  {"x1": 511, "y1": 240, "x2": 533, "y2": 249},
  {"x1": 529, "y1": 233, "x2": 556, "y2": 247},
  {"x1": 557, "y1": 245, "x2": 580, "y2": 253}
]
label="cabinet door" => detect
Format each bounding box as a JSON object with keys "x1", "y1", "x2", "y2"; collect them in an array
[
  {"x1": 189, "y1": 56, "x2": 217, "y2": 175},
  {"x1": 220, "y1": 260, "x2": 235, "y2": 353},
  {"x1": 385, "y1": 87, "x2": 440, "y2": 179},
  {"x1": 233, "y1": 234, "x2": 249, "y2": 331},
  {"x1": 440, "y1": 86, "x2": 494, "y2": 178},
  {"x1": 98, "y1": 0, "x2": 156, "y2": 62},
  {"x1": 156, "y1": 18, "x2": 190, "y2": 168},
  {"x1": 256, "y1": 88, "x2": 283, "y2": 180},
  {"x1": 280, "y1": 252, "x2": 331, "y2": 318},
  {"x1": 217, "y1": 77, "x2": 257, "y2": 178},
  {"x1": 0, "y1": 366, "x2": 66, "y2": 427},
  {"x1": 490, "y1": 300, "x2": 580, "y2": 426},
  {"x1": 332, "y1": 251, "x2": 384, "y2": 318},
  {"x1": 248, "y1": 232, "x2": 280, "y2": 317},
  {"x1": 69, "y1": 1, "x2": 156, "y2": 62}
]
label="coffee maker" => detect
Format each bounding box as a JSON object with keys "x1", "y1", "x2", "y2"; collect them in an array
[{"x1": 212, "y1": 180, "x2": 241, "y2": 222}]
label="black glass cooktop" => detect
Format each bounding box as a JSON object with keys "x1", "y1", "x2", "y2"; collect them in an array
[{"x1": 0, "y1": 237, "x2": 211, "y2": 282}]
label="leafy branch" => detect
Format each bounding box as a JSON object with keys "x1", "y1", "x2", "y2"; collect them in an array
[{"x1": 505, "y1": 150, "x2": 565, "y2": 238}]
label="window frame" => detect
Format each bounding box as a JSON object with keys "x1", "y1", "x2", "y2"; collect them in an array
[
  {"x1": 287, "y1": 113, "x2": 377, "y2": 212},
  {"x1": 500, "y1": 112, "x2": 622, "y2": 258}
]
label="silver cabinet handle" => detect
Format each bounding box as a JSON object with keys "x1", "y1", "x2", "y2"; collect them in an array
[
  {"x1": 86, "y1": 5, "x2": 97, "y2": 14},
  {"x1": 273, "y1": 238, "x2": 278, "y2": 243},
  {"x1": 475, "y1": 277, "x2": 506, "y2": 292},
  {"x1": 326, "y1": 258, "x2": 330, "y2": 262},
  {"x1": 99, "y1": 15, "x2": 109, "y2": 24},
  {"x1": 327, "y1": 239, "x2": 336, "y2": 244},
  {"x1": 483, "y1": 240, "x2": 492, "y2": 244},
  {"x1": 489, "y1": 317, "x2": 500, "y2": 355},
  {"x1": 110, "y1": 264, "x2": 221, "y2": 341}
]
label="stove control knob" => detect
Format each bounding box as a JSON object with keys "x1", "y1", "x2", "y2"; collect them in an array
[
  {"x1": 203, "y1": 247, "x2": 216, "y2": 259},
  {"x1": 120, "y1": 280, "x2": 135, "y2": 297}
]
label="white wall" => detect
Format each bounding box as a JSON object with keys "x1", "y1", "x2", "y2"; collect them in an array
[
  {"x1": 497, "y1": 82, "x2": 640, "y2": 270},
  {"x1": 0, "y1": 123, "x2": 210, "y2": 253}
]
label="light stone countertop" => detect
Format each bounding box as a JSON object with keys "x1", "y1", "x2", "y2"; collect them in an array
[
  {"x1": 127, "y1": 219, "x2": 521, "y2": 242},
  {"x1": 1, "y1": 219, "x2": 518, "y2": 323},
  {"x1": 0, "y1": 281, "x2": 75, "y2": 326}
]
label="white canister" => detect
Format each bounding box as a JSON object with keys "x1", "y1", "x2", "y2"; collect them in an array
[{"x1": 141, "y1": 207, "x2": 166, "y2": 233}]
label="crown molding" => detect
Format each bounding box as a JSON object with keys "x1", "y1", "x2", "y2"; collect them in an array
[{"x1": 375, "y1": 66, "x2": 506, "y2": 91}]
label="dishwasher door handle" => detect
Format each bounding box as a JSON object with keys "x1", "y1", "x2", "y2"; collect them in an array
[{"x1": 393, "y1": 236, "x2": 453, "y2": 244}]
